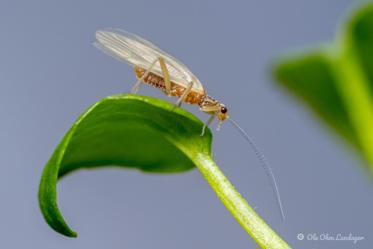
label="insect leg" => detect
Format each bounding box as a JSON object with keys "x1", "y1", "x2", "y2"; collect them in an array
[
  {"x1": 159, "y1": 57, "x2": 171, "y2": 95},
  {"x1": 201, "y1": 114, "x2": 216, "y2": 136},
  {"x1": 175, "y1": 82, "x2": 194, "y2": 107},
  {"x1": 131, "y1": 58, "x2": 158, "y2": 94}
]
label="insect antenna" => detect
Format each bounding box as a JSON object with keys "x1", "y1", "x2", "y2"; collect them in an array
[{"x1": 228, "y1": 118, "x2": 286, "y2": 221}]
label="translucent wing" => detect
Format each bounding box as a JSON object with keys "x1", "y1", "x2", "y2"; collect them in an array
[{"x1": 95, "y1": 29, "x2": 204, "y2": 93}]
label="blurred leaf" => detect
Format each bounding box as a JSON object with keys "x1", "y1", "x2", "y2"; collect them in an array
[
  {"x1": 38, "y1": 94, "x2": 290, "y2": 248},
  {"x1": 274, "y1": 4, "x2": 373, "y2": 172}
]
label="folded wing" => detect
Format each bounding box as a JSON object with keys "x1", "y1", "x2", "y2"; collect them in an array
[{"x1": 95, "y1": 29, "x2": 204, "y2": 94}]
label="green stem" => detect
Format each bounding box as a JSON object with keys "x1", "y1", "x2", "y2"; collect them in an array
[{"x1": 191, "y1": 152, "x2": 290, "y2": 249}]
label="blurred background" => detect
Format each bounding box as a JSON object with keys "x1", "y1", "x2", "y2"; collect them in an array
[{"x1": 0, "y1": 0, "x2": 371, "y2": 248}]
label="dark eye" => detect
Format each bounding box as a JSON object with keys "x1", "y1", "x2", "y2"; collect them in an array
[{"x1": 221, "y1": 107, "x2": 228, "y2": 114}]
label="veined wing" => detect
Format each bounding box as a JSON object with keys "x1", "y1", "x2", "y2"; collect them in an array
[{"x1": 95, "y1": 29, "x2": 204, "y2": 93}]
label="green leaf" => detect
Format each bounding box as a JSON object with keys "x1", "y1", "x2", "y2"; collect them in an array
[
  {"x1": 38, "y1": 94, "x2": 290, "y2": 249},
  {"x1": 273, "y1": 4, "x2": 373, "y2": 172}
]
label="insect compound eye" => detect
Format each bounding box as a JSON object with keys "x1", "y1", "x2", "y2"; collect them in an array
[{"x1": 221, "y1": 107, "x2": 228, "y2": 114}]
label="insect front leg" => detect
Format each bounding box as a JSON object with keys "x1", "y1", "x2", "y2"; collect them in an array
[
  {"x1": 201, "y1": 114, "x2": 216, "y2": 136},
  {"x1": 131, "y1": 58, "x2": 158, "y2": 94},
  {"x1": 175, "y1": 82, "x2": 194, "y2": 107},
  {"x1": 199, "y1": 105, "x2": 220, "y2": 135}
]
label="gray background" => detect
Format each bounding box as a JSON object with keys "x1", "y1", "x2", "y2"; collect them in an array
[{"x1": 0, "y1": 0, "x2": 371, "y2": 248}]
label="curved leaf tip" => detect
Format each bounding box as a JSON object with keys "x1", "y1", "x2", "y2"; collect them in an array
[{"x1": 38, "y1": 93, "x2": 212, "y2": 237}]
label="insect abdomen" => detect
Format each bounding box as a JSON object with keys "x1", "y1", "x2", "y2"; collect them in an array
[
  {"x1": 134, "y1": 66, "x2": 166, "y2": 89},
  {"x1": 134, "y1": 66, "x2": 205, "y2": 105}
]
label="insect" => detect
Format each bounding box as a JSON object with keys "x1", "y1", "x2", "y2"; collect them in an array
[{"x1": 94, "y1": 29, "x2": 285, "y2": 220}]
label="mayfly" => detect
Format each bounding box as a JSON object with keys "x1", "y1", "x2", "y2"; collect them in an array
[{"x1": 94, "y1": 28, "x2": 285, "y2": 220}]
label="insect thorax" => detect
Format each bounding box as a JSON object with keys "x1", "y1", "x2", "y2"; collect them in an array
[{"x1": 199, "y1": 95, "x2": 218, "y2": 107}]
